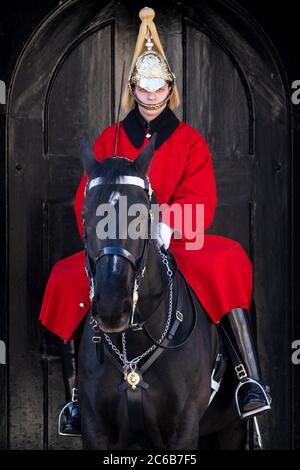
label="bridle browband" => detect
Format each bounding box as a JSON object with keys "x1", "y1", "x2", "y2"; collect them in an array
[{"x1": 83, "y1": 172, "x2": 154, "y2": 330}]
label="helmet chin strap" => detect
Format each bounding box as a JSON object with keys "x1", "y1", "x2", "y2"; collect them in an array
[{"x1": 133, "y1": 94, "x2": 170, "y2": 110}]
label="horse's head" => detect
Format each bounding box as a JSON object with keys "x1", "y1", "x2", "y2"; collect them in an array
[{"x1": 80, "y1": 135, "x2": 157, "y2": 334}]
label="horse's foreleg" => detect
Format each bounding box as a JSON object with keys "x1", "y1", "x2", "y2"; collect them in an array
[{"x1": 166, "y1": 406, "x2": 201, "y2": 450}]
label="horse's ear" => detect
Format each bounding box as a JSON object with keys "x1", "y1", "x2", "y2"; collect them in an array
[
  {"x1": 133, "y1": 133, "x2": 157, "y2": 177},
  {"x1": 79, "y1": 137, "x2": 99, "y2": 176}
]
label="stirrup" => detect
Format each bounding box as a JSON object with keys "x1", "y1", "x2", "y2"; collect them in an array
[
  {"x1": 235, "y1": 378, "x2": 272, "y2": 420},
  {"x1": 58, "y1": 388, "x2": 81, "y2": 437}
]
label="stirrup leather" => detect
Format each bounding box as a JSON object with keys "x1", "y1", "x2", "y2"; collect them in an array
[
  {"x1": 58, "y1": 387, "x2": 81, "y2": 437},
  {"x1": 235, "y1": 378, "x2": 272, "y2": 419}
]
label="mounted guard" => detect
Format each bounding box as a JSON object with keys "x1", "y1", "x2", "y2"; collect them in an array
[{"x1": 39, "y1": 7, "x2": 271, "y2": 443}]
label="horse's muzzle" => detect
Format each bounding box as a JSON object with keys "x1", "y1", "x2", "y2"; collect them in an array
[{"x1": 97, "y1": 316, "x2": 130, "y2": 334}]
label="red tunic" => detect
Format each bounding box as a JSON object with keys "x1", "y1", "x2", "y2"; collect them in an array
[{"x1": 39, "y1": 121, "x2": 252, "y2": 342}]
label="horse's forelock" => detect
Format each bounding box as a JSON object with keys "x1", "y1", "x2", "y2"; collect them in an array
[{"x1": 87, "y1": 156, "x2": 136, "y2": 206}]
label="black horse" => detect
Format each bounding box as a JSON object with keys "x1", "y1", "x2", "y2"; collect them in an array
[{"x1": 78, "y1": 135, "x2": 246, "y2": 450}]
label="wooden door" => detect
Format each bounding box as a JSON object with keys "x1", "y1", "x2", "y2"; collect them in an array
[{"x1": 7, "y1": 0, "x2": 291, "y2": 449}]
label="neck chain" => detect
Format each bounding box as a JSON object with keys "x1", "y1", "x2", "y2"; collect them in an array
[{"x1": 102, "y1": 247, "x2": 173, "y2": 380}]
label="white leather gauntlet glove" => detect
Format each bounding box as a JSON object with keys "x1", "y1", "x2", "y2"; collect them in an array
[{"x1": 156, "y1": 222, "x2": 174, "y2": 250}]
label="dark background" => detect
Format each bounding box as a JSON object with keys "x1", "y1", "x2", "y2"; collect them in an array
[
  {"x1": 236, "y1": 0, "x2": 300, "y2": 449},
  {"x1": 0, "y1": 0, "x2": 299, "y2": 449}
]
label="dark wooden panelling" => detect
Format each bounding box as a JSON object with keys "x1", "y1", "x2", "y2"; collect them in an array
[
  {"x1": 8, "y1": 0, "x2": 115, "y2": 449},
  {"x1": 210, "y1": 204, "x2": 252, "y2": 256},
  {"x1": 9, "y1": 116, "x2": 46, "y2": 448},
  {"x1": 47, "y1": 202, "x2": 82, "y2": 265},
  {"x1": 0, "y1": 109, "x2": 7, "y2": 450},
  {"x1": 48, "y1": 155, "x2": 82, "y2": 201},
  {"x1": 9, "y1": 354, "x2": 44, "y2": 449},
  {"x1": 183, "y1": 0, "x2": 291, "y2": 449},
  {"x1": 47, "y1": 26, "x2": 113, "y2": 155},
  {"x1": 185, "y1": 22, "x2": 250, "y2": 154},
  {"x1": 213, "y1": 158, "x2": 254, "y2": 203}
]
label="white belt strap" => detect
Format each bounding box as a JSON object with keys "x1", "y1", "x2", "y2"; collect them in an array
[{"x1": 208, "y1": 353, "x2": 223, "y2": 406}]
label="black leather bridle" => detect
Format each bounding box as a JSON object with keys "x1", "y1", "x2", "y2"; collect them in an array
[{"x1": 83, "y1": 173, "x2": 154, "y2": 330}]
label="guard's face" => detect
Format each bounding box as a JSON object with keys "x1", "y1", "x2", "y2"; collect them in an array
[
  {"x1": 134, "y1": 83, "x2": 171, "y2": 120},
  {"x1": 134, "y1": 83, "x2": 170, "y2": 104}
]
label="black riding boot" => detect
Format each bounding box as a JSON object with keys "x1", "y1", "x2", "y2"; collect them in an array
[
  {"x1": 221, "y1": 308, "x2": 271, "y2": 419},
  {"x1": 58, "y1": 339, "x2": 81, "y2": 436}
]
